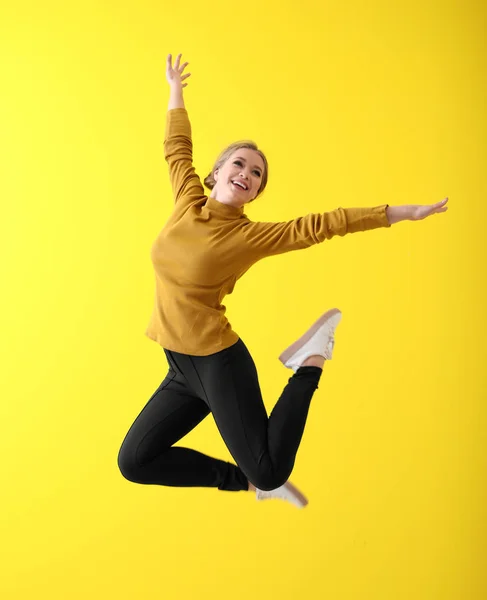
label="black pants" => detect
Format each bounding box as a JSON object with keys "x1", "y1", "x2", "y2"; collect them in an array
[{"x1": 117, "y1": 338, "x2": 322, "y2": 491}]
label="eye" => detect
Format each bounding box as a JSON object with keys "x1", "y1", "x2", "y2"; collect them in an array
[{"x1": 234, "y1": 160, "x2": 262, "y2": 177}]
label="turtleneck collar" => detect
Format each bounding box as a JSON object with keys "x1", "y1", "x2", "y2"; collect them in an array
[{"x1": 205, "y1": 196, "x2": 245, "y2": 217}]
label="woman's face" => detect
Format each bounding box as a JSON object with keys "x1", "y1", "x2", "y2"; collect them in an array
[{"x1": 213, "y1": 148, "x2": 265, "y2": 204}]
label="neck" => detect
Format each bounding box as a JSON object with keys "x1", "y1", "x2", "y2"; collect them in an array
[{"x1": 210, "y1": 189, "x2": 247, "y2": 208}]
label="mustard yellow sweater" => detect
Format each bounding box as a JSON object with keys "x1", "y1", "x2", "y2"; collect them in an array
[{"x1": 145, "y1": 108, "x2": 391, "y2": 355}]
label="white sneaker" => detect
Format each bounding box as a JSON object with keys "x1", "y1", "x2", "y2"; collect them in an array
[
  {"x1": 255, "y1": 481, "x2": 308, "y2": 508},
  {"x1": 279, "y1": 308, "x2": 342, "y2": 373}
]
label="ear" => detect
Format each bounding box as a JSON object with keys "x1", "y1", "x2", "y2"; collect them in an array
[{"x1": 214, "y1": 169, "x2": 219, "y2": 181}]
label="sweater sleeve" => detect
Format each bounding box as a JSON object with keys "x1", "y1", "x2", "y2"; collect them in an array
[
  {"x1": 163, "y1": 108, "x2": 206, "y2": 205},
  {"x1": 242, "y1": 204, "x2": 391, "y2": 259}
]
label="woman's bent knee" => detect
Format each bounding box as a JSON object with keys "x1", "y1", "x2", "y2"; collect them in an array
[
  {"x1": 248, "y1": 469, "x2": 290, "y2": 492},
  {"x1": 117, "y1": 448, "x2": 142, "y2": 483}
]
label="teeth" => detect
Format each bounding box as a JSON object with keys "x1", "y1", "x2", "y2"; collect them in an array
[{"x1": 232, "y1": 181, "x2": 247, "y2": 190}]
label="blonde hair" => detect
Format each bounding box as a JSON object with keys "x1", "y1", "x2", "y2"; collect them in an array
[{"x1": 203, "y1": 141, "x2": 269, "y2": 203}]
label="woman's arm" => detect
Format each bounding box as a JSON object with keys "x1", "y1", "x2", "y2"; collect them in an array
[
  {"x1": 386, "y1": 198, "x2": 449, "y2": 224},
  {"x1": 163, "y1": 54, "x2": 200, "y2": 206},
  {"x1": 168, "y1": 86, "x2": 185, "y2": 110}
]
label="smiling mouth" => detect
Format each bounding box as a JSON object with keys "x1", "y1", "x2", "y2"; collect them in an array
[{"x1": 231, "y1": 182, "x2": 248, "y2": 192}]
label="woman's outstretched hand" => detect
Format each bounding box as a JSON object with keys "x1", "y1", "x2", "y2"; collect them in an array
[
  {"x1": 166, "y1": 53, "x2": 191, "y2": 89},
  {"x1": 409, "y1": 198, "x2": 449, "y2": 221},
  {"x1": 386, "y1": 198, "x2": 449, "y2": 224}
]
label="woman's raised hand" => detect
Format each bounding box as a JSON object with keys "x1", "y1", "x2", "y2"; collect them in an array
[{"x1": 166, "y1": 53, "x2": 191, "y2": 89}]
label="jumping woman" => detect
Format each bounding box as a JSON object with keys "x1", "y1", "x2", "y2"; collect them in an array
[{"x1": 117, "y1": 53, "x2": 449, "y2": 508}]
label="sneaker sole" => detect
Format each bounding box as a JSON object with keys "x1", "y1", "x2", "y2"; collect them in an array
[{"x1": 278, "y1": 308, "x2": 342, "y2": 366}]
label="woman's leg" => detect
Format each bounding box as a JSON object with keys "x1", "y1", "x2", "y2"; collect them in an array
[
  {"x1": 117, "y1": 367, "x2": 249, "y2": 491},
  {"x1": 177, "y1": 339, "x2": 323, "y2": 491}
]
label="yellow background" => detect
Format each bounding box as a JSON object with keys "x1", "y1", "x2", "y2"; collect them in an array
[{"x1": 1, "y1": 0, "x2": 485, "y2": 598}]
